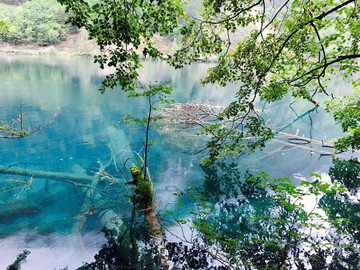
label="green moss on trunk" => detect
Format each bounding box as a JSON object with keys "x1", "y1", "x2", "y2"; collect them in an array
[{"x1": 130, "y1": 165, "x2": 153, "y2": 207}]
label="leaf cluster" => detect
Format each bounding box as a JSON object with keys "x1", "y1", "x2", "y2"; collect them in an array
[
  {"x1": 59, "y1": 0, "x2": 185, "y2": 93},
  {"x1": 0, "y1": 120, "x2": 29, "y2": 138},
  {"x1": 325, "y1": 90, "x2": 360, "y2": 151}
]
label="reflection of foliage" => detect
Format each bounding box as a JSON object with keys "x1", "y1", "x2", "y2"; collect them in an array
[
  {"x1": 77, "y1": 221, "x2": 155, "y2": 270},
  {"x1": 319, "y1": 159, "x2": 360, "y2": 267},
  {"x1": 329, "y1": 159, "x2": 360, "y2": 193},
  {"x1": 167, "y1": 163, "x2": 354, "y2": 269},
  {"x1": 167, "y1": 242, "x2": 227, "y2": 270},
  {"x1": 6, "y1": 250, "x2": 30, "y2": 270},
  {"x1": 50, "y1": 162, "x2": 359, "y2": 270}
]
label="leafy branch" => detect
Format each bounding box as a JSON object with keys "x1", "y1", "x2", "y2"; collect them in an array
[{"x1": 116, "y1": 81, "x2": 174, "y2": 179}]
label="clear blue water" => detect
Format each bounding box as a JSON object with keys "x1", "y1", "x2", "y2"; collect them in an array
[{"x1": 0, "y1": 54, "x2": 358, "y2": 269}]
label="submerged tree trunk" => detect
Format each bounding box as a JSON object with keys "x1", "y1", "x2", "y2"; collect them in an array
[
  {"x1": 0, "y1": 164, "x2": 123, "y2": 231},
  {"x1": 0, "y1": 165, "x2": 116, "y2": 184},
  {"x1": 130, "y1": 165, "x2": 174, "y2": 270}
]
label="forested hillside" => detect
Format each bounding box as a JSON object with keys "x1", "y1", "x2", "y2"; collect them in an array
[
  {"x1": 0, "y1": 0, "x2": 73, "y2": 46},
  {"x1": 0, "y1": 0, "x2": 204, "y2": 49}
]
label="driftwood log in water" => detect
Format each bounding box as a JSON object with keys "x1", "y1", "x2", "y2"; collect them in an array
[{"x1": 130, "y1": 165, "x2": 174, "y2": 270}]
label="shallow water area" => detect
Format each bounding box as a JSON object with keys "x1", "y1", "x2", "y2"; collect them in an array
[{"x1": 0, "y1": 231, "x2": 106, "y2": 269}]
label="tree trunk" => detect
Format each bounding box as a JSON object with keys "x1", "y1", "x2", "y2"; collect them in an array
[{"x1": 130, "y1": 165, "x2": 174, "y2": 270}]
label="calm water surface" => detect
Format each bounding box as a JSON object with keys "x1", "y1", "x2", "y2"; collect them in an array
[{"x1": 0, "y1": 55, "x2": 358, "y2": 269}]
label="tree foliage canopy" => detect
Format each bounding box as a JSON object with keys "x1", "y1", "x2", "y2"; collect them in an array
[
  {"x1": 58, "y1": 0, "x2": 185, "y2": 93},
  {"x1": 52, "y1": 1, "x2": 360, "y2": 268},
  {"x1": 58, "y1": 0, "x2": 360, "y2": 159},
  {"x1": 172, "y1": 0, "x2": 360, "y2": 158}
]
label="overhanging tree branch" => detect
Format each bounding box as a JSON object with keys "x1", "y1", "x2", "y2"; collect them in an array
[
  {"x1": 193, "y1": 0, "x2": 262, "y2": 25},
  {"x1": 290, "y1": 54, "x2": 360, "y2": 84}
]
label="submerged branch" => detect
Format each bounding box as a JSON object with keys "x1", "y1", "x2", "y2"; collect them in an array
[
  {"x1": 0, "y1": 113, "x2": 59, "y2": 139},
  {"x1": 155, "y1": 102, "x2": 225, "y2": 128}
]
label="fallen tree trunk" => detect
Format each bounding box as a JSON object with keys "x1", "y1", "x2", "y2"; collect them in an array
[
  {"x1": 271, "y1": 139, "x2": 351, "y2": 160},
  {"x1": 0, "y1": 164, "x2": 124, "y2": 233},
  {"x1": 71, "y1": 157, "x2": 122, "y2": 233},
  {"x1": 275, "y1": 130, "x2": 334, "y2": 147},
  {"x1": 0, "y1": 165, "x2": 117, "y2": 184}
]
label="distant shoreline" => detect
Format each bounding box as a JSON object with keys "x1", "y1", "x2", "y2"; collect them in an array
[
  {"x1": 0, "y1": 31, "x2": 183, "y2": 59},
  {"x1": 0, "y1": 30, "x2": 100, "y2": 57},
  {"x1": 0, "y1": 49, "x2": 93, "y2": 57},
  {"x1": 0, "y1": 45, "x2": 95, "y2": 57},
  {"x1": 0, "y1": 35, "x2": 219, "y2": 63}
]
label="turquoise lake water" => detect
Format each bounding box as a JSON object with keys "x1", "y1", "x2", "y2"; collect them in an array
[{"x1": 0, "y1": 54, "x2": 359, "y2": 269}]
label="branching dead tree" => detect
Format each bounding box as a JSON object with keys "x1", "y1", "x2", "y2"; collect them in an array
[{"x1": 0, "y1": 106, "x2": 59, "y2": 139}]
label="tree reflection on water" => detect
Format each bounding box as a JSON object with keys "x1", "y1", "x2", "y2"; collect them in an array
[{"x1": 74, "y1": 159, "x2": 360, "y2": 269}]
